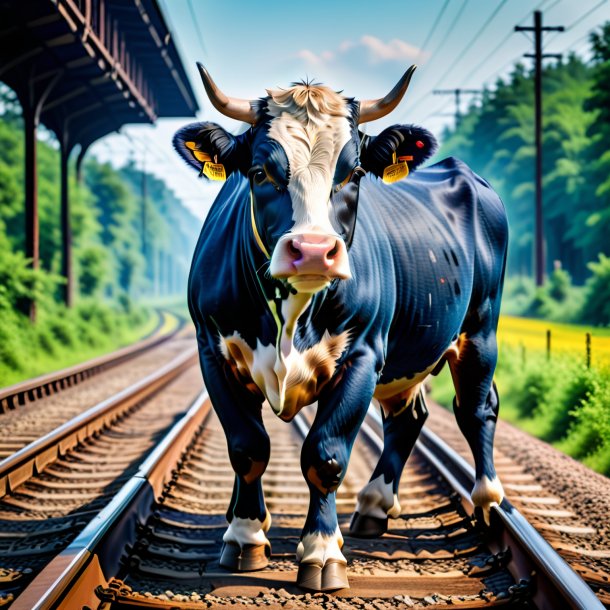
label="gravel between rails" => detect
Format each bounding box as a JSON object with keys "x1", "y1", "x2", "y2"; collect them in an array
[
  {"x1": 0, "y1": 333, "x2": 196, "y2": 459},
  {"x1": 425, "y1": 397, "x2": 610, "y2": 606},
  {"x1": 0, "y1": 366, "x2": 204, "y2": 607}
]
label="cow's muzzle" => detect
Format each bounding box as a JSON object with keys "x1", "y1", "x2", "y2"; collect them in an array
[{"x1": 269, "y1": 232, "x2": 351, "y2": 291}]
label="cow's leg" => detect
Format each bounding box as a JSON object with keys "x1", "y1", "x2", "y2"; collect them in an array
[
  {"x1": 199, "y1": 348, "x2": 271, "y2": 571},
  {"x1": 297, "y1": 351, "x2": 378, "y2": 591},
  {"x1": 350, "y1": 388, "x2": 428, "y2": 538},
  {"x1": 448, "y1": 314, "x2": 504, "y2": 524}
]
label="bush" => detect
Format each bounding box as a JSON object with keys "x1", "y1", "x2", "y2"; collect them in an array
[
  {"x1": 580, "y1": 253, "x2": 610, "y2": 326},
  {"x1": 559, "y1": 372, "x2": 610, "y2": 473},
  {"x1": 548, "y1": 267, "x2": 572, "y2": 302},
  {"x1": 539, "y1": 364, "x2": 596, "y2": 442}
]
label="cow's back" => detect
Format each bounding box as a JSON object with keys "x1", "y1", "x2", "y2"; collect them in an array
[{"x1": 345, "y1": 156, "x2": 507, "y2": 381}]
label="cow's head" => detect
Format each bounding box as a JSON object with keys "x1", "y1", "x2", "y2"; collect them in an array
[{"x1": 174, "y1": 65, "x2": 437, "y2": 294}]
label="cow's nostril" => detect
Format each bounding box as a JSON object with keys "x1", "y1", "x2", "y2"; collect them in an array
[
  {"x1": 327, "y1": 241, "x2": 339, "y2": 259},
  {"x1": 288, "y1": 240, "x2": 301, "y2": 259}
]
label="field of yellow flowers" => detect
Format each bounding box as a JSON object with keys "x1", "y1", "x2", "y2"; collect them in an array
[{"x1": 498, "y1": 315, "x2": 610, "y2": 367}]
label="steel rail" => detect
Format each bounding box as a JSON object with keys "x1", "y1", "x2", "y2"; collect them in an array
[
  {"x1": 12, "y1": 390, "x2": 211, "y2": 610},
  {"x1": 15, "y1": 401, "x2": 603, "y2": 609},
  {"x1": 364, "y1": 408, "x2": 604, "y2": 610},
  {"x1": 0, "y1": 311, "x2": 185, "y2": 413},
  {"x1": 0, "y1": 346, "x2": 198, "y2": 498}
]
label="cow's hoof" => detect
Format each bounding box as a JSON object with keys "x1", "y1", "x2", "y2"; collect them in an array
[
  {"x1": 348, "y1": 511, "x2": 388, "y2": 538},
  {"x1": 219, "y1": 541, "x2": 270, "y2": 572},
  {"x1": 297, "y1": 560, "x2": 349, "y2": 591}
]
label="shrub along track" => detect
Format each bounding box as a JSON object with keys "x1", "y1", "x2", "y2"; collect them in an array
[
  {"x1": 0, "y1": 310, "x2": 184, "y2": 415},
  {"x1": 11, "y1": 398, "x2": 604, "y2": 610},
  {"x1": 0, "y1": 318, "x2": 193, "y2": 461},
  {"x1": 0, "y1": 345, "x2": 202, "y2": 608}
]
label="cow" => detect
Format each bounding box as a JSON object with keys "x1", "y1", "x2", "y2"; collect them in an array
[{"x1": 173, "y1": 63, "x2": 508, "y2": 592}]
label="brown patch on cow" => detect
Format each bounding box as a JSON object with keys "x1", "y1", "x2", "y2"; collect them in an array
[
  {"x1": 306, "y1": 465, "x2": 339, "y2": 495},
  {"x1": 243, "y1": 460, "x2": 268, "y2": 484},
  {"x1": 446, "y1": 332, "x2": 468, "y2": 407},
  {"x1": 379, "y1": 383, "x2": 423, "y2": 418}
]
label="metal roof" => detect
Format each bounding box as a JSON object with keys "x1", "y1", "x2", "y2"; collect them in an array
[{"x1": 0, "y1": 0, "x2": 199, "y2": 152}]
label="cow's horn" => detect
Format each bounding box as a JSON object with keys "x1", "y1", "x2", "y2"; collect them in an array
[
  {"x1": 358, "y1": 65, "x2": 417, "y2": 124},
  {"x1": 197, "y1": 63, "x2": 257, "y2": 124}
]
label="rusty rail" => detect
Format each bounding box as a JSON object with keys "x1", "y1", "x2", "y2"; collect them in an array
[
  {"x1": 0, "y1": 346, "x2": 197, "y2": 498},
  {"x1": 362, "y1": 409, "x2": 604, "y2": 610},
  {"x1": 0, "y1": 311, "x2": 183, "y2": 413},
  {"x1": 12, "y1": 390, "x2": 211, "y2": 610}
]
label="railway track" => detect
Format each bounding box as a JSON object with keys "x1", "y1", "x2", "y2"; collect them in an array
[
  {"x1": 0, "y1": 316, "x2": 193, "y2": 462},
  {"x1": 0, "y1": 310, "x2": 184, "y2": 414},
  {"x1": 0, "y1": 340, "x2": 201, "y2": 608},
  {"x1": 7, "y1": 394, "x2": 604, "y2": 609}
]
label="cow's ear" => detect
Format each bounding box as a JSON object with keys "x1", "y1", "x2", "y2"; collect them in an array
[
  {"x1": 173, "y1": 122, "x2": 251, "y2": 181},
  {"x1": 361, "y1": 124, "x2": 437, "y2": 180}
]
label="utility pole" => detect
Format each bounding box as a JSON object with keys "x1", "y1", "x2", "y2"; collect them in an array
[
  {"x1": 515, "y1": 11, "x2": 563, "y2": 286},
  {"x1": 433, "y1": 88, "x2": 482, "y2": 127}
]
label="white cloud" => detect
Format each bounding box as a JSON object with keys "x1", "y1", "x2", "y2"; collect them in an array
[
  {"x1": 297, "y1": 35, "x2": 427, "y2": 68},
  {"x1": 297, "y1": 49, "x2": 334, "y2": 65},
  {"x1": 359, "y1": 35, "x2": 423, "y2": 63}
]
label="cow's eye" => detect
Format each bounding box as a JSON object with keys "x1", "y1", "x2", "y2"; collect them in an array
[{"x1": 248, "y1": 167, "x2": 267, "y2": 185}]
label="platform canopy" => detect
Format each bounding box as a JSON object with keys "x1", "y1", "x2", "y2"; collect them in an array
[
  {"x1": 0, "y1": 0, "x2": 200, "y2": 315},
  {"x1": 0, "y1": 0, "x2": 199, "y2": 153}
]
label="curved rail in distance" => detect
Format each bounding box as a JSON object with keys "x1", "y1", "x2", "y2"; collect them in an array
[
  {"x1": 0, "y1": 310, "x2": 185, "y2": 413},
  {"x1": 0, "y1": 347, "x2": 198, "y2": 498}
]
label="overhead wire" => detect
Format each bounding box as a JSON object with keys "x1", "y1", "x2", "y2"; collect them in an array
[
  {"x1": 415, "y1": 0, "x2": 454, "y2": 63},
  {"x1": 186, "y1": 0, "x2": 208, "y2": 58},
  {"x1": 402, "y1": 0, "x2": 510, "y2": 121}
]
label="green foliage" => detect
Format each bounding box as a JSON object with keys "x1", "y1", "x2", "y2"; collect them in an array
[
  {"x1": 0, "y1": 299, "x2": 156, "y2": 386},
  {"x1": 78, "y1": 245, "x2": 109, "y2": 296},
  {"x1": 501, "y1": 272, "x2": 584, "y2": 323},
  {"x1": 431, "y1": 350, "x2": 610, "y2": 476},
  {"x1": 548, "y1": 267, "x2": 571, "y2": 302},
  {"x1": 580, "y1": 254, "x2": 610, "y2": 325},
  {"x1": 437, "y1": 49, "x2": 602, "y2": 284}
]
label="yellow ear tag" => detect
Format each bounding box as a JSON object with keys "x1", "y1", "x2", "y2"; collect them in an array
[
  {"x1": 382, "y1": 152, "x2": 409, "y2": 184},
  {"x1": 202, "y1": 162, "x2": 227, "y2": 181}
]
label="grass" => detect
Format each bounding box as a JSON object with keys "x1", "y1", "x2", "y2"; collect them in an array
[
  {"x1": 498, "y1": 315, "x2": 610, "y2": 367},
  {"x1": 0, "y1": 301, "x2": 159, "y2": 388},
  {"x1": 428, "y1": 315, "x2": 610, "y2": 476}
]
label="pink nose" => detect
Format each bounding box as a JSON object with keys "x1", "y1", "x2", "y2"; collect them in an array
[
  {"x1": 269, "y1": 232, "x2": 351, "y2": 281},
  {"x1": 287, "y1": 235, "x2": 340, "y2": 273}
]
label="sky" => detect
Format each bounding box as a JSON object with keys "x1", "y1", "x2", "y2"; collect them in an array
[{"x1": 91, "y1": 0, "x2": 610, "y2": 219}]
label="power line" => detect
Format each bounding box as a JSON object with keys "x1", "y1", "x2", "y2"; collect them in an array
[
  {"x1": 405, "y1": 0, "x2": 509, "y2": 119},
  {"x1": 416, "y1": 0, "x2": 453, "y2": 63},
  {"x1": 423, "y1": 0, "x2": 470, "y2": 68},
  {"x1": 186, "y1": 0, "x2": 208, "y2": 59},
  {"x1": 544, "y1": 0, "x2": 607, "y2": 49}
]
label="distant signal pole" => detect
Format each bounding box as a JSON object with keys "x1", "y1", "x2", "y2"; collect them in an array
[
  {"x1": 515, "y1": 11, "x2": 563, "y2": 286},
  {"x1": 433, "y1": 88, "x2": 482, "y2": 127}
]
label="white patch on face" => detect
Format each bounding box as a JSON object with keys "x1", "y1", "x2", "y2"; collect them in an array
[
  {"x1": 355, "y1": 474, "x2": 401, "y2": 520},
  {"x1": 296, "y1": 526, "x2": 345, "y2": 565},
  {"x1": 223, "y1": 511, "x2": 272, "y2": 548},
  {"x1": 471, "y1": 475, "x2": 504, "y2": 526},
  {"x1": 265, "y1": 85, "x2": 352, "y2": 234}
]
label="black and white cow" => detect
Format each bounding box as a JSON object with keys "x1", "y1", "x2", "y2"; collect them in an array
[{"x1": 174, "y1": 64, "x2": 508, "y2": 592}]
